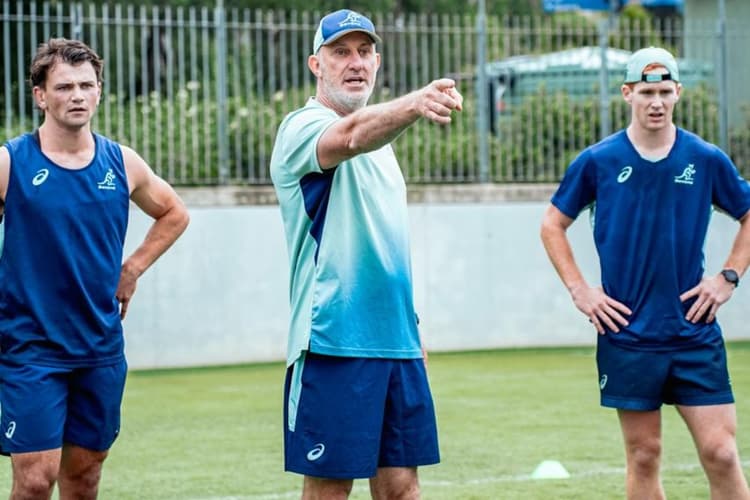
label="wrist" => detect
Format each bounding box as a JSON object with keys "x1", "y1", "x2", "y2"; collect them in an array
[{"x1": 720, "y1": 269, "x2": 740, "y2": 288}]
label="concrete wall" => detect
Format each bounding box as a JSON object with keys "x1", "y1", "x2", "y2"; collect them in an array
[{"x1": 122, "y1": 187, "x2": 750, "y2": 369}]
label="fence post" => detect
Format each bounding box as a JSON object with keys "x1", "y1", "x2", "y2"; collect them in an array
[
  {"x1": 3, "y1": 0, "x2": 11, "y2": 133},
  {"x1": 71, "y1": 2, "x2": 83, "y2": 40},
  {"x1": 215, "y1": 0, "x2": 229, "y2": 184},
  {"x1": 475, "y1": 0, "x2": 490, "y2": 183},
  {"x1": 717, "y1": 0, "x2": 728, "y2": 152}
]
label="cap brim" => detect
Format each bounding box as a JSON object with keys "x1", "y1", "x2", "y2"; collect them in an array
[{"x1": 321, "y1": 28, "x2": 382, "y2": 48}]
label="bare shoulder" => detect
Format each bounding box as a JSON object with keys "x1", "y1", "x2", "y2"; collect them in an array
[
  {"x1": 0, "y1": 146, "x2": 9, "y2": 170},
  {"x1": 117, "y1": 144, "x2": 185, "y2": 219},
  {"x1": 119, "y1": 144, "x2": 152, "y2": 192},
  {"x1": 0, "y1": 146, "x2": 10, "y2": 203}
]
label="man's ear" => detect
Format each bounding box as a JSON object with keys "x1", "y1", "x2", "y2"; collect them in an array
[
  {"x1": 32, "y1": 86, "x2": 46, "y2": 110},
  {"x1": 621, "y1": 83, "x2": 633, "y2": 104},
  {"x1": 308, "y1": 54, "x2": 321, "y2": 78}
]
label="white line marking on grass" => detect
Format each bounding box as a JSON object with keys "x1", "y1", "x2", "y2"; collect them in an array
[
  {"x1": 421, "y1": 459, "x2": 750, "y2": 487},
  {"x1": 188, "y1": 460, "x2": 750, "y2": 499}
]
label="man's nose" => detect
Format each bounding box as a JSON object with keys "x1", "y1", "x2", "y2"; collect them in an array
[
  {"x1": 348, "y1": 53, "x2": 365, "y2": 68},
  {"x1": 71, "y1": 87, "x2": 85, "y2": 101}
]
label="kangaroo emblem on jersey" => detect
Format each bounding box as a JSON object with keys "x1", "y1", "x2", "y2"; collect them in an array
[
  {"x1": 97, "y1": 168, "x2": 117, "y2": 190},
  {"x1": 674, "y1": 164, "x2": 696, "y2": 185}
]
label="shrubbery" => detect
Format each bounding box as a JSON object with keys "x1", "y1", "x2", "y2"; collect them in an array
[{"x1": 2, "y1": 83, "x2": 747, "y2": 185}]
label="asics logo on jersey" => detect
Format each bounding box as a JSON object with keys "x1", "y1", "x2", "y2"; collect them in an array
[
  {"x1": 4, "y1": 421, "x2": 16, "y2": 439},
  {"x1": 306, "y1": 443, "x2": 326, "y2": 461},
  {"x1": 599, "y1": 374, "x2": 608, "y2": 390},
  {"x1": 674, "y1": 164, "x2": 696, "y2": 185},
  {"x1": 617, "y1": 166, "x2": 633, "y2": 184},
  {"x1": 97, "y1": 168, "x2": 117, "y2": 190},
  {"x1": 32, "y1": 168, "x2": 49, "y2": 186}
]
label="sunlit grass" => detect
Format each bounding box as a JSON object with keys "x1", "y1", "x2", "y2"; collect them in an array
[{"x1": 2, "y1": 343, "x2": 749, "y2": 499}]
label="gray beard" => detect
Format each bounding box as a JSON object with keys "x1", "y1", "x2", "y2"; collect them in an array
[{"x1": 330, "y1": 90, "x2": 369, "y2": 113}]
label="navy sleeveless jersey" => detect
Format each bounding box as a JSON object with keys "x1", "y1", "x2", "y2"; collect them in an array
[
  {"x1": 0, "y1": 132, "x2": 130, "y2": 367},
  {"x1": 552, "y1": 128, "x2": 750, "y2": 350}
]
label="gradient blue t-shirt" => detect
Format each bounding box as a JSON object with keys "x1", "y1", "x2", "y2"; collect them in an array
[
  {"x1": 271, "y1": 98, "x2": 422, "y2": 366},
  {"x1": 552, "y1": 128, "x2": 750, "y2": 350}
]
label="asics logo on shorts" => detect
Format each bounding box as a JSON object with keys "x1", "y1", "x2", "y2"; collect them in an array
[
  {"x1": 4, "y1": 421, "x2": 16, "y2": 439},
  {"x1": 32, "y1": 168, "x2": 49, "y2": 186},
  {"x1": 599, "y1": 374, "x2": 608, "y2": 390},
  {"x1": 306, "y1": 443, "x2": 325, "y2": 461}
]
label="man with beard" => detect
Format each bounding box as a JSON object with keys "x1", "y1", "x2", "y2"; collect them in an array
[{"x1": 270, "y1": 9, "x2": 463, "y2": 500}]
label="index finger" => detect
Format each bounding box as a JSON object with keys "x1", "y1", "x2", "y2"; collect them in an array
[
  {"x1": 433, "y1": 78, "x2": 457, "y2": 91},
  {"x1": 679, "y1": 285, "x2": 699, "y2": 302}
]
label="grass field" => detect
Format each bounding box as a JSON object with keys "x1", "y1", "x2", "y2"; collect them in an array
[{"x1": 3, "y1": 343, "x2": 750, "y2": 499}]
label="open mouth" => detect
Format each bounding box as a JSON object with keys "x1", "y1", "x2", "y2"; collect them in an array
[{"x1": 344, "y1": 76, "x2": 366, "y2": 86}]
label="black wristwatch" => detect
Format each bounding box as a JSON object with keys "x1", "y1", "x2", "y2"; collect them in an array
[{"x1": 720, "y1": 269, "x2": 740, "y2": 288}]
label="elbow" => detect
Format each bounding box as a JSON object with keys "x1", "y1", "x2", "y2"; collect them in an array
[
  {"x1": 176, "y1": 206, "x2": 190, "y2": 235},
  {"x1": 540, "y1": 215, "x2": 556, "y2": 244}
]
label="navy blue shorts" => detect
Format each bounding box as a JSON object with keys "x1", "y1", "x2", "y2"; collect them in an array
[
  {"x1": 596, "y1": 335, "x2": 734, "y2": 411},
  {"x1": 283, "y1": 352, "x2": 440, "y2": 479},
  {"x1": 0, "y1": 360, "x2": 128, "y2": 455}
]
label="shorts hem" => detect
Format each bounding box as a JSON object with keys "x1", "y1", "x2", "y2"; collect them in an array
[
  {"x1": 0, "y1": 440, "x2": 63, "y2": 455},
  {"x1": 284, "y1": 465, "x2": 375, "y2": 480},
  {"x1": 601, "y1": 396, "x2": 660, "y2": 411},
  {"x1": 670, "y1": 393, "x2": 735, "y2": 406},
  {"x1": 379, "y1": 455, "x2": 441, "y2": 468}
]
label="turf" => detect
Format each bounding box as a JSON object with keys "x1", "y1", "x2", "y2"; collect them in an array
[{"x1": 2, "y1": 343, "x2": 750, "y2": 499}]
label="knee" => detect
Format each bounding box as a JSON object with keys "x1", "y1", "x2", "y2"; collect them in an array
[
  {"x1": 372, "y1": 481, "x2": 421, "y2": 500},
  {"x1": 387, "y1": 484, "x2": 420, "y2": 500},
  {"x1": 628, "y1": 440, "x2": 662, "y2": 473},
  {"x1": 59, "y1": 465, "x2": 103, "y2": 497},
  {"x1": 700, "y1": 440, "x2": 740, "y2": 471},
  {"x1": 12, "y1": 469, "x2": 57, "y2": 500},
  {"x1": 302, "y1": 477, "x2": 353, "y2": 500}
]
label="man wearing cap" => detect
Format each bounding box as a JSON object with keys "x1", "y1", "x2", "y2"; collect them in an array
[
  {"x1": 270, "y1": 8, "x2": 463, "y2": 499},
  {"x1": 541, "y1": 46, "x2": 750, "y2": 498}
]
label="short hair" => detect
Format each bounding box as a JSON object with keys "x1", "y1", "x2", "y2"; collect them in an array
[{"x1": 29, "y1": 38, "x2": 104, "y2": 88}]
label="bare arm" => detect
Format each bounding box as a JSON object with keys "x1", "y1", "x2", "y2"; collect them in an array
[
  {"x1": 317, "y1": 78, "x2": 463, "y2": 169},
  {"x1": 680, "y1": 209, "x2": 750, "y2": 323},
  {"x1": 0, "y1": 146, "x2": 9, "y2": 218},
  {"x1": 117, "y1": 145, "x2": 190, "y2": 318},
  {"x1": 540, "y1": 204, "x2": 631, "y2": 334}
]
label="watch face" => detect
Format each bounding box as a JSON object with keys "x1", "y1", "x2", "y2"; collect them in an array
[{"x1": 722, "y1": 269, "x2": 739, "y2": 285}]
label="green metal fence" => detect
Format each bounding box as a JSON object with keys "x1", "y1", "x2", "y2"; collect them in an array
[{"x1": 1, "y1": 2, "x2": 748, "y2": 185}]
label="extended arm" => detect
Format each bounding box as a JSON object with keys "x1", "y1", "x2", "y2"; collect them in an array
[
  {"x1": 540, "y1": 204, "x2": 631, "y2": 334},
  {"x1": 317, "y1": 79, "x2": 463, "y2": 169},
  {"x1": 681, "y1": 209, "x2": 750, "y2": 323},
  {"x1": 117, "y1": 145, "x2": 190, "y2": 318}
]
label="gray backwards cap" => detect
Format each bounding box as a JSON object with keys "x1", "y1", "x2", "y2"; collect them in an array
[
  {"x1": 624, "y1": 47, "x2": 680, "y2": 83},
  {"x1": 313, "y1": 9, "x2": 381, "y2": 54}
]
